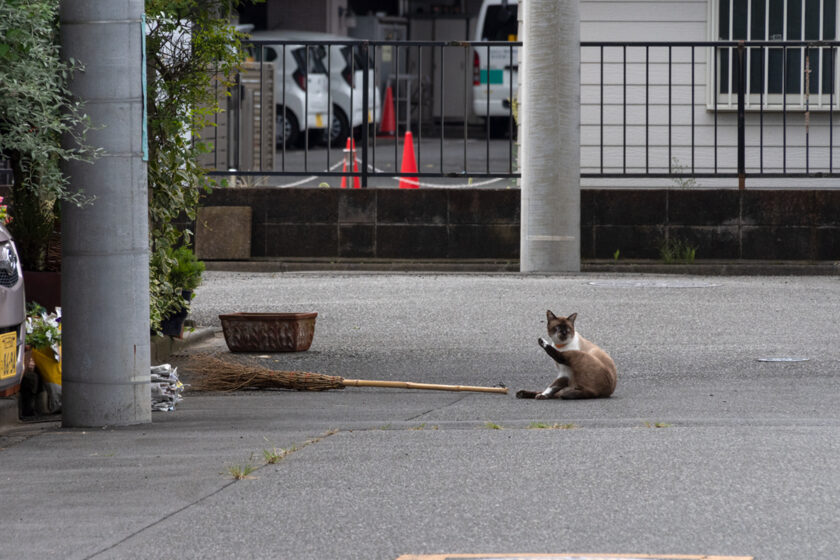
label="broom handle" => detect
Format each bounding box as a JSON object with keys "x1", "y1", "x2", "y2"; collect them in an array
[{"x1": 341, "y1": 379, "x2": 508, "y2": 394}]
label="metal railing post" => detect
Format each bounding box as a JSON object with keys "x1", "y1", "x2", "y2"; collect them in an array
[
  {"x1": 361, "y1": 41, "x2": 370, "y2": 188},
  {"x1": 737, "y1": 41, "x2": 746, "y2": 189}
]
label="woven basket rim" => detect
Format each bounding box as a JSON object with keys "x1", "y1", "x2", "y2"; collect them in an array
[{"x1": 219, "y1": 312, "x2": 317, "y2": 321}]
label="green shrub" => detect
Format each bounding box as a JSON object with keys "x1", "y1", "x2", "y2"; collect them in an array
[
  {"x1": 169, "y1": 246, "x2": 205, "y2": 293},
  {"x1": 145, "y1": 0, "x2": 248, "y2": 330},
  {"x1": 659, "y1": 237, "x2": 697, "y2": 264},
  {"x1": 0, "y1": 0, "x2": 100, "y2": 271}
]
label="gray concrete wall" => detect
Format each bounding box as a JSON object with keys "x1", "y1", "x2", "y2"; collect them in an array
[{"x1": 190, "y1": 188, "x2": 840, "y2": 261}]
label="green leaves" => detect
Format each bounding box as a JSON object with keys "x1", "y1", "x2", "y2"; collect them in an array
[
  {"x1": 1, "y1": 0, "x2": 100, "y2": 270},
  {"x1": 146, "y1": 1, "x2": 246, "y2": 331}
]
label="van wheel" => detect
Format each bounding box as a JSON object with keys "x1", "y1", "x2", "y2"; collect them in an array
[
  {"x1": 329, "y1": 106, "x2": 351, "y2": 146},
  {"x1": 276, "y1": 106, "x2": 299, "y2": 148}
]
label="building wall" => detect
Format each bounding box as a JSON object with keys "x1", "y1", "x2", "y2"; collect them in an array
[
  {"x1": 266, "y1": 0, "x2": 351, "y2": 35},
  {"x1": 579, "y1": 0, "x2": 840, "y2": 189}
]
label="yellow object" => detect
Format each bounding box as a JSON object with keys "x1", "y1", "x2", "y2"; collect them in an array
[
  {"x1": 0, "y1": 331, "x2": 16, "y2": 381},
  {"x1": 32, "y1": 347, "x2": 61, "y2": 386}
]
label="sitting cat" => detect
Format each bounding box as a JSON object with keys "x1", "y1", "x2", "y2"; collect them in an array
[{"x1": 516, "y1": 310, "x2": 617, "y2": 400}]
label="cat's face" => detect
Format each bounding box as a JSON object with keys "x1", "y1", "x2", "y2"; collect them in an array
[{"x1": 546, "y1": 310, "x2": 577, "y2": 345}]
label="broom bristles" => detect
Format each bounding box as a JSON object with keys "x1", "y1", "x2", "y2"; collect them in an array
[{"x1": 187, "y1": 355, "x2": 345, "y2": 392}]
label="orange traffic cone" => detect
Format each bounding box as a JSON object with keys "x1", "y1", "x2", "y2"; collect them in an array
[
  {"x1": 340, "y1": 137, "x2": 351, "y2": 188},
  {"x1": 350, "y1": 139, "x2": 361, "y2": 189},
  {"x1": 378, "y1": 85, "x2": 396, "y2": 137},
  {"x1": 398, "y1": 131, "x2": 419, "y2": 189}
]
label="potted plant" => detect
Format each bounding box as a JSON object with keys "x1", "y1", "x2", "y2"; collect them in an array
[
  {"x1": 158, "y1": 246, "x2": 205, "y2": 338},
  {"x1": 25, "y1": 303, "x2": 62, "y2": 413},
  {"x1": 144, "y1": 1, "x2": 246, "y2": 335}
]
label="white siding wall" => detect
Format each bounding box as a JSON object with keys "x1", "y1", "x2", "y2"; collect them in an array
[{"x1": 580, "y1": 0, "x2": 840, "y2": 188}]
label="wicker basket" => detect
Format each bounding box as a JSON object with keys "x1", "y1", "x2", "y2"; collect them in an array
[{"x1": 219, "y1": 312, "x2": 317, "y2": 352}]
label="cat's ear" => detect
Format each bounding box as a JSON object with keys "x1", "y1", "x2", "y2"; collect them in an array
[
  {"x1": 567, "y1": 312, "x2": 577, "y2": 325},
  {"x1": 546, "y1": 310, "x2": 557, "y2": 321}
]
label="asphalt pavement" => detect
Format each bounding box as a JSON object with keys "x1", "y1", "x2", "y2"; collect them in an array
[{"x1": 2, "y1": 271, "x2": 839, "y2": 560}]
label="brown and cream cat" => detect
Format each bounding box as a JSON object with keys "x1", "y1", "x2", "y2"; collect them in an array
[{"x1": 516, "y1": 310, "x2": 617, "y2": 400}]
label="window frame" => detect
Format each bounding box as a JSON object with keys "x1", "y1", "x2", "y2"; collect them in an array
[{"x1": 707, "y1": 0, "x2": 840, "y2": 109}]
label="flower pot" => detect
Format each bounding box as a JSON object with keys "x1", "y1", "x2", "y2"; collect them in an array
[
  {"x1": 160, "y1": 290, "x2": 192, "y2": 339},
  {"x1": 31, "y1": 347, "x2": 61, "y2": 414},
  {"x1": 219, "y1": 312, "x2": 317, "y2": 353}
]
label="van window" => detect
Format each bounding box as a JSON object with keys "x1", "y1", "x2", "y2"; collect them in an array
[
  {"x1": 262, "y1": 46, "x2": 278, "y2": 62},
  {"x1": 336, "y1": 45, "x2": 373, "y2": 71},
  {"x1": 481, "y1": 5, "x2": 518, "y2": 41},
  {"x1": 340, "y1": 45, "x2": 354, "y2": 69},
  {"x1": 292, "y1": 46, "x2": 328, "y2": 74},
  {"x1": 249, "y1": 44, "x2": 278, "y2": 63},
  {"x1": 352, "y1": 45, "x2": 373, "y2": 70}
]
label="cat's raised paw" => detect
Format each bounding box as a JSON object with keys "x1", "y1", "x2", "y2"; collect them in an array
[{"x1": 538, "y1": 337, "x2": 550, "y2": 348}]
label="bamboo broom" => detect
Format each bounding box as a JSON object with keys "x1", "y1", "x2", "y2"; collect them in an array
[
  {"x1": 187, "y1": 355, "x2": 508, "y2": 394},
  {"x1": 341, "y1": 378, "x2": 507, "y2": 394}
]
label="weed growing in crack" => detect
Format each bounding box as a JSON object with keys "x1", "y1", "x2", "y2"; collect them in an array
[{"x1": 528, "y1": 422, "x2": 578, "y2": 430}]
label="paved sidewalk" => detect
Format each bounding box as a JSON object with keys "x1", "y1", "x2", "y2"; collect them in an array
[{"x1": 2, "y1": 272, "x2": 839, "y2": 560}]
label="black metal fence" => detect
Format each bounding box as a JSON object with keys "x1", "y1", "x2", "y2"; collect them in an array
[
  {"x1": 581, "y1": 40, "x2": 840, "y2": 186},
  {"x1": 206, "y1": 39, "x2": 520, "y2": 188},
  {"x1": 200, "y1": 40, "x2": 840, "y2": 188}
]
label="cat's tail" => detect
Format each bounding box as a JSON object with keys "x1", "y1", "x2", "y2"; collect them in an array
[{"x1": 515, "y1": 389, "x2": 539, "y2": 399}]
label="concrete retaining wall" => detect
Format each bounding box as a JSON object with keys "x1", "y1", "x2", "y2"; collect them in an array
[{"x1": 192, "y1": 188, "x2": 840, "y2": 261}]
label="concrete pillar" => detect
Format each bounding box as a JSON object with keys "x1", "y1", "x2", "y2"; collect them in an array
[
  {"x1": 519, "y1": 0, "x2": 581, "y2": 272},
  {"x1": 59, "y1": 1, "x2": 151, "y2": 426}
]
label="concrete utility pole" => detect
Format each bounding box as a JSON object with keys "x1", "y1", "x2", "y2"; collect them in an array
[
  {"x1": 519, "y1": 0, "x2": 581, "y2": 272},
  {"x1": 60, "y1": 1, "x2": 151, "y2": 426}
]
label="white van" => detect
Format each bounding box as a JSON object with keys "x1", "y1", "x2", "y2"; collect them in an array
[
  {"x1": 246, "y1": 30, "x2": 330, "y2": 147},
  {"x1": 472, "y1": 0, "x2": 519, "y2": 137},
  {"x1": 265, "y1": 31, "x2": 381, "y2": 145}
]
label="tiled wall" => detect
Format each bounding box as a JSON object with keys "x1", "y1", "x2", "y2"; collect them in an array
[
  {"x1": 193, "y1": 188, "x2": 840, "y2": 261},
  {"x1": 582, "y1": 190, "x2": 840, "y2": 260},
  {"x1": 196, "y1": 188, "x2": 520, "y2": 259}
]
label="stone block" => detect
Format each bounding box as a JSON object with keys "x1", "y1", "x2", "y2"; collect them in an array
[
  {"x1": 448, "y1": 190, "x2": 520, "y2": 224},
  {"x1": 590, "y1": 190, "x2": 666, "y2": 226},
  {"x1": 580, "y1": 225, "x2": 595, "y2": 258},
  {"x1": 742, "y1": 226, "x2": 813, "y2": 259},
  {"x1": 669, "y1": 190, "x2": 740, "y2": 226},
  {"x1": 815, "y1": 227, "x2": 840, "y2": 260},
  {"x1": 264, "y1": 225, "x2": 337, "y2": 257},
  {"x1": 447, "y1": 225, "x2": 519, "y2": 258},
  {"x1": 669, "y1": 226, "x2": 740, "y2": 259},
  {"x1": 339, "y1": 225, "x2": 376, "y2": 257},
  {"x1": 742, "y1": 190, "x2": 815, "y2": 226},
  {"x1": 195, "y1": 206, "x2": 252, "y2": 260},
  {"x1": 593, "y1": 225, "x2": 664, "y2": 259},
  {"x1": 814, "y1": 191, "x2": 840, "y2": 226},
  {"x1": 377, "y1": 225, "x2": 447, "y2": 258},
  {"x1": 581, "y1": 191, "x2": 595, "y2": 227},
  {"x1": 377, "y1": 190, "x2": 447, "y2": 225},
  {"x1": 265, "y1": 189, "x2": 338, "y2": 223},
  {"x1": 338, "y1": 190, "x2": 376, "y2": 224}
]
